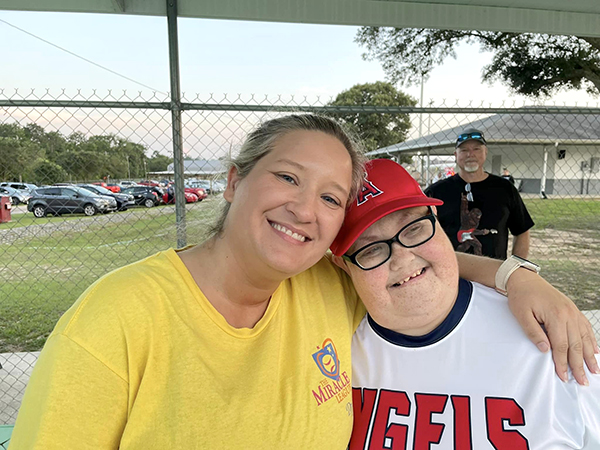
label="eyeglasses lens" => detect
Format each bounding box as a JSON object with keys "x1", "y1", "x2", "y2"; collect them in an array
[
  {"x1": 355, "y1": 217, "x2": 435, "y2": 269},
  {"x1": 465, "y1": 183, "x2": 474, "y2": 202},
  {"x1": 355, "y1": 243, "x2": 389, "y2": 269},
  {"x1": 458, "y1": 133, "x2": 482, "y2": 142}
]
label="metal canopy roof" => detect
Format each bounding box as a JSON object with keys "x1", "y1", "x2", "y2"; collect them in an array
[
  {"x1": 2, "y1": 0, "x2": 600, "y2": 37},
  {"x1": 370, "y1": 111, "x2": 600, "y2": 157}
]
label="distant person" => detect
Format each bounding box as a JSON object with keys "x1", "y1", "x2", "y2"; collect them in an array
[
  {"x1": 425, "y1": 128, "x2": 533, "y2": 259},
  {"x1": 331, "y1": 159, "x2": 600, "y2": 449},
  {"x1": 430, "y1": 170, "x2": 444, "y2": 185},
  {"x1": 502, "y1": 167, "x2": 515, "y2": 185}
]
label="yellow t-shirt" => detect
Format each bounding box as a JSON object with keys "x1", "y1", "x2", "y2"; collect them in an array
[{"x1": 10, "y1": 249, "x2": 366, "y2": 449}]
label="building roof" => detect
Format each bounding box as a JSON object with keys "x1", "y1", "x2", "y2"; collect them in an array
[
  {"x1": 370, "y1": 111, "x2": 600, "y2": 157},
  {"x1": 166, "y1": 159, "x2": 226, "y2": 175}
]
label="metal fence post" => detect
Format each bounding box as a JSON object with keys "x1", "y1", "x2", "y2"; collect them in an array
[{"x1": 167, "y1": 0, "x2": 186, "y2": 248}]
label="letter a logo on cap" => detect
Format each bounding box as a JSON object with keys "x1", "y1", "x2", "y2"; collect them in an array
[{"x1": 356, "y1": 173, "x2": 383, "y2": 206}]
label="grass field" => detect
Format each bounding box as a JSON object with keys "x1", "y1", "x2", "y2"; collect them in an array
[
  {"x1": 0, "y1": 199, "x2": 220, "y2": 352},
  {"x1": 0, "y1": 197, "x2": 599, "y2": 352}
]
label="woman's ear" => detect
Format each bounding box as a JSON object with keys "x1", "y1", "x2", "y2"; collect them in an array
[
  {"x1": 223, "y1": 166, "x2": 241, "y2": 203},
  {"x1": 331, "y1": 254, "x2": 351, "y2": 275}
]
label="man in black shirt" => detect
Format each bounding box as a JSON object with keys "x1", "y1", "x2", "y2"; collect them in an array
[
  {"x1": 425, "y1": 128, "x2": 534, "y2": 260},
  {"x1": 502, "y1": 168, "x2": 515, "y2": 185}
]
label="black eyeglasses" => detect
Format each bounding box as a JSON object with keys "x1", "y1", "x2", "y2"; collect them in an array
[
  {"x1": 457, "y1": 132, "x2": 484, "y2": 143},
  {"x1": 343, "y1": 207, "x2": 437, "y2": 271},
  {"x1": 465, "y1": 183, "x2": 474, "y2": 202}
]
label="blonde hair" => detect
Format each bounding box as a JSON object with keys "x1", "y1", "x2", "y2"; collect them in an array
[{"x1": 207, "y1": 114, "x2": 366, "y2": 238}]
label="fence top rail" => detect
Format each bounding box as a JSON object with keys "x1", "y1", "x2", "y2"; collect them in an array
[{"x1": 3, "y1": 99, "x2": 600, "y2": 115}]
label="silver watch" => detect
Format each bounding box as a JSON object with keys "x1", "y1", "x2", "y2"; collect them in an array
[{"x1": 495, "y1": 255, "x2": 540, "y2": 295}]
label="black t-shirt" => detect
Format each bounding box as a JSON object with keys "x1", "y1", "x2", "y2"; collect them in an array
[
  {"x1": 502, "y1": 174, "x2": 515, "y2": 185},
  {"x1": 424, "y1": 174, "x2": 534, "y2": 259}
]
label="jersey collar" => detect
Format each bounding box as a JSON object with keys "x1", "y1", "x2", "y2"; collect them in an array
[{"x1": 367, "y1": 278, "x2": 473, "y2": 348}]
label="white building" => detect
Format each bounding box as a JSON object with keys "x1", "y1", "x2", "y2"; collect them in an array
[{"x1": 369, "y1": 111, "x2": 600, "y2": 196}]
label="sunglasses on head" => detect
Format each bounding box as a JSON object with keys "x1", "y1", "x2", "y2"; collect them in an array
[{"x1": 457, "y1": 132, "x2": 484, "y2": 143}]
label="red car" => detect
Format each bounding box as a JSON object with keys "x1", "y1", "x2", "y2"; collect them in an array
[
  {"x1": 139, "y1": 180, "x2": 161, "y2": 187},
  {"x1": 93, "y1": 182, "x2": 121, "y2": 193},
  {"x1": 162, "y1": 190, "x2": 198, "y2": 204},
  {"x1": 185, "y1": 187, "x2": 207, "y2": 201}
]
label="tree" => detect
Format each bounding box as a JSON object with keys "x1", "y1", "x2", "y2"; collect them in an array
[
  {"x1": 26, "y1": 159, "x2": 68, "y2": 185},
  {"x1": 147, "y1": 151, "x2": 173, "y2": 172},
  {"x1": 327, "y1": 81, "x2": 416, "y2": 157},
  {"x1": 0, "y1": 137, "x2": 43, "y2": 181},
  {"x1": 355, "y1": 28, "x2": 600, "y2": 97}
]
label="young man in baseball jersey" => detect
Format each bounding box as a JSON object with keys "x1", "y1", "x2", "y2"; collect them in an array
[{"x1": 330, "y1": 159, "x2": 600, "y2": 450}]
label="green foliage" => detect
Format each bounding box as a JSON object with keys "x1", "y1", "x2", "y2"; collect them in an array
[
  {"x1": 0, "y1": 135, "x2": 43, "y2": 181},
  {"x1": 0, "y1": 122, "x2": 152, "y2": 183},
  {"x1": 356, "y1": 28, "x2": 600, "y2": 98},
  {"x1": 147, "y1": 150, "x2": 173, "y2": 172},
  {"x1": 26, "y1": 159, "x2": 68, "y2": 185},
  {"x1": 327, "y1": 81, "x2": 416, "y2": 160}
]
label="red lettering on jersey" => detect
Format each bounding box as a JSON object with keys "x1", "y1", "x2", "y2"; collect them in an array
[
  {"x1": 413, "y1": 393, "x2": 447, "y2": 450},
  {"x1": 356, "y1": 179, "x2": 383, "y2": 206},
  {"x1": 350, "y1": 388, "x2": 378, "y2": 450},
  {"x1": 369, "y1": 389, "x2": 410, "y2": 450},
  {"x1": 451, "y1": 395, "x2": 473, "y2": 450},
  {"x1": 485, "y1": 397, "x2": 529, "y2": 450}
]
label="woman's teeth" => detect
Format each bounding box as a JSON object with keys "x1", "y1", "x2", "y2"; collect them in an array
[{"x1": 270, "y1": 222, "x2": 307, "y2": 242}]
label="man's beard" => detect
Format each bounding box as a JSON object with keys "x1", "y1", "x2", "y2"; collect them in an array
[{"x1": 463, "y1": 162, "x2": 480, "y2": 172}]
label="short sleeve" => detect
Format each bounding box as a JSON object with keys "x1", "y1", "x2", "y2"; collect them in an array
[
  {"x1": 506, "y1": 185, "x2": 534, "y2": 236},
  {"x1": 10, "y1": 334, "x2": 129, "y2": 449}
]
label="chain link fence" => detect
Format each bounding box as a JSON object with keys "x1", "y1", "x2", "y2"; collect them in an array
[{"x1": 1, "y1": 90, "x2": 599, "y2": 424}]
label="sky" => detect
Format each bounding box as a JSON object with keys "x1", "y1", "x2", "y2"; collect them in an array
[
  {"x1": 3, "y1": 10, "x2": 598, "y2": 104},
  {"x1": 1, "y1": 10, "x2": 599, "y2": 158}
]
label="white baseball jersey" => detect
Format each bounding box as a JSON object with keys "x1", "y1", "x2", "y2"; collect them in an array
[{"x1": 351, "y1": 279, "x2": 600, "y2": 449}]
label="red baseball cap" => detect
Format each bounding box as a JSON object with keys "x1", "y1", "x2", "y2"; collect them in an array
[{"x1": 330, "y1": 159, "x2": 443, "y2": 256}]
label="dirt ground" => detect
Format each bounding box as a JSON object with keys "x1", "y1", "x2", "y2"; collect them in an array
[{"x1": 527, "y1": 228, "x2": 600, "y2": 310}]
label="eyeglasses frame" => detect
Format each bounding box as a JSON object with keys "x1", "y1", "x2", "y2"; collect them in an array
[{"x1": 342, "y1": 206, "x2": 437, "y2": 271}]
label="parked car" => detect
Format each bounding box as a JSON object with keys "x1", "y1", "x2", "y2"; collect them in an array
[
  {"x1": 212, "y1": 179, "x2": 227, "y2": 193},
  {"x1": 28, "y1": 186, "x2": 117, "y2": 217},
  {"x1": 184, "y1": 187, "x2": 207, "y2": 201},
  {"x1": 119, "y1": 180, "x2": 138, "y2": 188},
  {"x1": 0, "y1": 182, "x2": 38, "y2": 194},
  {"x1": 162, "y1": 189, "x2": 198, "y2": 204},
  {"x1": 92, "y1": 182, "x2": 121, "y2": 193},
  {"x1": 138, "y1": 179, "x2": 161, "y2": 187},
  {"x1": 121, "y1": 186, "x2": 162, "y2": 208},
  {"x1": 0, "y1": 186, "x2": 32, "y2": 205},
  {"x1": 187, "y1": 180, "x2": 212, "y2": 194},
  {"x1": 77, "y1": 184, "x2": 135, "y2": 211}
]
